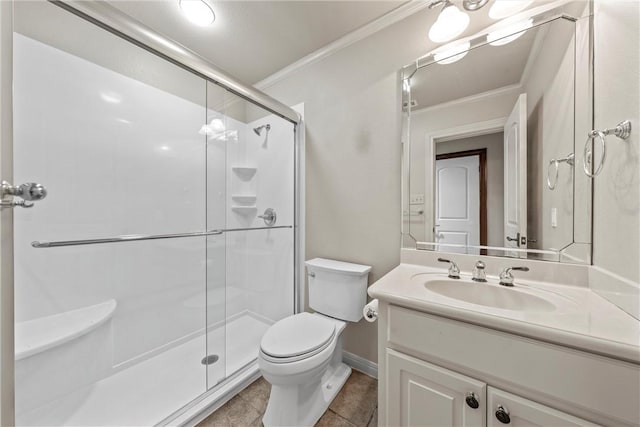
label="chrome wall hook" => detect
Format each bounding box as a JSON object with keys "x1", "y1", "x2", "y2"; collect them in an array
[{"x1": 583, "y1": 120, "x2": 632, "y2": 178}]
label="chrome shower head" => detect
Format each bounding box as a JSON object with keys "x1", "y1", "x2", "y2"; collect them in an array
[{"x1": 253, "y1": 124, "x2": 271, "y2": 136}]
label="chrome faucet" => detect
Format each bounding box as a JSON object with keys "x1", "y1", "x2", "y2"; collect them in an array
[
  {"x1": 499, "y1": 266, "x2": 530, "y2": 287},
  {"x1": 472, "y1": 260, "x2": 487, "y2": 282},
  {"x1": 438, "y1": 258, "x2": 460, "y2": 279}
]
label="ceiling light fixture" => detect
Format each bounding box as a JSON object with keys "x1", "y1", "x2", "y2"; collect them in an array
[
  {"x1": 428, "y1": 1, "x2": 470, "y2": 43},
  {"x1": 179, "y1": 0, "x2": 215, "y2": 27},
  {"x1": 487, "y1": 19, "x2": 534, "y2": 46},
  {"x1": 433, "y1": 41, "x2": 471, "y2": 64},
  {"x1": 488, "y1": 0, "x2": 534, "y2": 20}
]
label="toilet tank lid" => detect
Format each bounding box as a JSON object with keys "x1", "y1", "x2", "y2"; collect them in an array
[{"x1": 305, "y1": 258, "x2": 372, "y2": 276}]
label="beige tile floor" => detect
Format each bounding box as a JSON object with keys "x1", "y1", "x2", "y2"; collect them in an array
[{"x1": 198, "y1": 370, "x2": 378, "y2": 427}]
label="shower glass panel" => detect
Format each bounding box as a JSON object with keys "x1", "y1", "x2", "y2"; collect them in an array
[
  {"x1": 205, "y1": 83, "x2": 227, "y2": 388},
  {"x1": 210, "y1": 91, "x2": 295, "y2": 383},
  {"x1": 13, "y1": 2, "x2": 209, "y2": 425}
]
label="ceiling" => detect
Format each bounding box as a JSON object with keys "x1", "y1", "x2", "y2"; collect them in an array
[{"x1": 108, "y1": 0, "x2": 406, "y2": 84}]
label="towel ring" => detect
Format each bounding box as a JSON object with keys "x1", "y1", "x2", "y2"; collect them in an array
[
  {"x1": 583, "y1": 120, "x2": 631, "y2": 178},
  {"x1": 547, "y1": 153, "x2": 575, "y2": 190}
]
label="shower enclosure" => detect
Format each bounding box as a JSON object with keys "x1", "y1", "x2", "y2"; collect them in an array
[{"x1": 9, "y1": 2, "x2": 301, "y2": 425}]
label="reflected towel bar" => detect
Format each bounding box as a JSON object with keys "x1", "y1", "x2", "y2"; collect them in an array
[{"x1": 31, "y1": 225, "x2": 293, "y2": 248}]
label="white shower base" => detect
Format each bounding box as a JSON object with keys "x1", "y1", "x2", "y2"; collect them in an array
[{"x1": 16, "y1": 313, "x2": 271, "y2": 427}]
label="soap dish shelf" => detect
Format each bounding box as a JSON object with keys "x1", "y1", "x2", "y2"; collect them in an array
[
  {"x1": 232, "y1": 195, "x2": 257, "y2": 204},
  {"x1": 231, "y1": 166, "x2": 257, "y2": 179},
  {"x1": 231, "y1": 206, "x2": 257, "y2": 215}
]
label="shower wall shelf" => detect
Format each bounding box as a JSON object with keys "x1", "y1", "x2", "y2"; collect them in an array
[
  {"x1": 231, "y1": 195, "x2": 257, "y2": 204},
  {"x1": 231, "y1": 206, "x2": 257, "y2": 214},
  {"x1": 231, "y1": 166, "x2": 257, "y2": 178},
  {"x1": 15, "y1": 299, "x2": 117, "y2": 360}
]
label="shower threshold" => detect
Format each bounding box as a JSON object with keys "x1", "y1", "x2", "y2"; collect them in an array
[{"x1": 16, "y1": 313, "x2": 271, "y2": 427}]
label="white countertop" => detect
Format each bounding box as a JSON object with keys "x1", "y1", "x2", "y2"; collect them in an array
[{"x1": 368, "y1": 263, "x2": 640, "y2": 364}]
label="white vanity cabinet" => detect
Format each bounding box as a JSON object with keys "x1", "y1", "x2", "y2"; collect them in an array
[
  {"x1": 486, "y1": 388, "x2": 598, "y2": 427},
  {"x1": 377, "y1": 302, "x2": 640, "y2": 427},
  {"x1": 387, "y1": 350, "x2": 485, "y2": 426},
  {"x1": 387, "y1": 349, "x2": 597, "y2": 427}
]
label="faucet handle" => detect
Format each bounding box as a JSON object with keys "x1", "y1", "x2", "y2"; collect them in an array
[
  {"x1": 438, "y1": 258, "x2": 460, "y2": 279},
  {"x1": 472, "y1": 260, "x2": 487, "y2": 283},
  {"x1": 499, "y1": 266, "x2": 529, "y2": 287}
]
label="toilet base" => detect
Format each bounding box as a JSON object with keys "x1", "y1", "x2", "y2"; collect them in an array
[{"x1": 262, "y1": 361, "x2": 352, "y2": 427}]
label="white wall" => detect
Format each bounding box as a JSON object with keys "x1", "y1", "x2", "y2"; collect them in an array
[
  {"x1": 522, "y1": 19, "x2": 576, "y2": 252},
  {"x1": 260, "y1": 10, "x2": 453, "y2": 362},
  {"x1": 591, "y1": 0, "x2": 640, "y2": 318}
]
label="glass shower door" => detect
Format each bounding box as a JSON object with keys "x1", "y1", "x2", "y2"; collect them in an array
[
  {"x1": 12, "y1": 2, "x2": 213, "y2": 425},
  {"x1": 208, "y1": 91, "x2": 296, "y2": 383}
]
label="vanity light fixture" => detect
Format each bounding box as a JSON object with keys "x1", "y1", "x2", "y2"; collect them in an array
[
  {"x1": 179, "y1": 0, "x2": 215, "y2": 27},
  {"x1": 433, "y1": 41, "x2": 471, "y2": 64},
  {"x1": 428, "y1": 0, "x2": 470, "y2": 43},
  {"x1": 488, "y1": 0, "x2": 534, "y2": 20},
  {"x1": 487, "y1": 19, "x2": 534, "y2": 46}
]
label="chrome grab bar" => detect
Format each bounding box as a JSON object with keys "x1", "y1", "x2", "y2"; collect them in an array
[{"x1": 31, "y1": 225, "x2": 292, "y2": 248}]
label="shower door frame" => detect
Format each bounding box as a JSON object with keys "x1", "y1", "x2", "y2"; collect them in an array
[
  {"x1": 0, "y1": 1, "x2": 15, "y2": 425},
  {"x1": 0, "y1": 0, "x2": 304, "y2": 424}
]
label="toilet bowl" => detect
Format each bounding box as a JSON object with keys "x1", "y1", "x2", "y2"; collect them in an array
[
  {"x1": 259, "y1": 313, "x2": 349, "y2": 427},
  {"x1": 258, "y1": 258, "x2": 371, "y2": 427}
]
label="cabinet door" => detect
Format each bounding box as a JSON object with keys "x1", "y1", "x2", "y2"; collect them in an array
[
  {"x1": 387, "y1": 349, "x2": 485, "y2": 427},
  {"x1": 487, "y1": 387, "x2": 600, "y2": 426}
]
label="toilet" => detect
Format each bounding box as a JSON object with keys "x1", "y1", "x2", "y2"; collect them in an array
[{"x1": 258, "y1": 258, "x2": 371, "y2": 427}]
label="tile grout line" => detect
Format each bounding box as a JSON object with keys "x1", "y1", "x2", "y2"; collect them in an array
[
  {"x1": 237, "y1": 393, "x2": 265, "y2": 423},
  {"x1": 328, "y1": 409, "x2": 358, "y2": 427}
]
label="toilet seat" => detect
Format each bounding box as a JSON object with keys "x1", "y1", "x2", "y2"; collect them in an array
[{"x1": 260, "y1": 313, "x2": 336, "y2": 363}]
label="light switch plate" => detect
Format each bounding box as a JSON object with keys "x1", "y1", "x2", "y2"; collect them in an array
[
  {"x1": 410, "y1": 194, "x2": 424, "y2": 205},
  {"x1": 551, "y1": 207, "x2": 558, "y2": 228}
]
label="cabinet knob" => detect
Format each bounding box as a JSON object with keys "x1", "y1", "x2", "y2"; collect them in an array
[
  {"x1": 465, "y1": 392, "x2": 480, "y2": 409},
  {"x1": 495, "y1": 405, "x2": 511, "y2": 424}
]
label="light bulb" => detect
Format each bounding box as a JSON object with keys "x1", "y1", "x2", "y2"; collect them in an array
[
  {"x1": 433, "y1": 41, "x2": 471, "y2": 64},
  {"x1": 179, "y1": 0, "x2": 215, "y2": 27},
  {"x1": 209, "y1": 118, "x2": 225, "y2": 132},
  {"x1": 488, "y1": 0, "x2": 534, "y2": 20},
  {"x1": 429, "y1": 4, "x2": 470, "y2": 43},
  {"x1": 487, "y1": 19, "x2": 533, "y2": 46}
]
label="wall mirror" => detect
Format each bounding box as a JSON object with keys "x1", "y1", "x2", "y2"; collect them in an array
[{"x1": 401, "y1": 8, "x2": 592, "y2": 264}]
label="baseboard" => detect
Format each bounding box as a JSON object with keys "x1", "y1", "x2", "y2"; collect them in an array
[{"x1": 342, "y1": 351, "x2": 378, "y2": 379}]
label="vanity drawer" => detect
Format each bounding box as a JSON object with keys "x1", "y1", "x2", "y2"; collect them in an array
[{"x1": 386, "y1": 304, "x2": 640, "y2": 426}]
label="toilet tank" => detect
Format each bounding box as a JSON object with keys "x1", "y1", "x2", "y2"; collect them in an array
[{"x1": 306, "y1": 258, "x2": 371, "y2": 322}]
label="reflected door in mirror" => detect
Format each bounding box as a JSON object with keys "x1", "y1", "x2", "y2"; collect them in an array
[
  {"x1": 504, "y1": 94, "x2": 527, "y2": 258},
  {"x1": 435, "y1": 155, "x2": 480, "y2": 254}
]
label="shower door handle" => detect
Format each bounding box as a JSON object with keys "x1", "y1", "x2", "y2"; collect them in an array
[{"x1": 0, "y1": 180, "x2": 48, "y2": 209}]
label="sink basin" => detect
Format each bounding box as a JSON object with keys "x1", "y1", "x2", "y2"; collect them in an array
[{"x1": 423, "y1": 280, "x2": 557, "y2": 312}]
